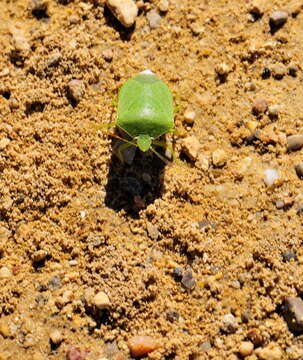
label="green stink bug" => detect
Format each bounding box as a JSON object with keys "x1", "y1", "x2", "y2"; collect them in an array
[{"x1": 97, "y1": 70, "x2": 175, "y2": 162}]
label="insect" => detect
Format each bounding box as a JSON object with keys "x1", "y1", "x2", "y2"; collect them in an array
[{"x1": 96, "y1": 70, "x2": 175, "y2": 162}]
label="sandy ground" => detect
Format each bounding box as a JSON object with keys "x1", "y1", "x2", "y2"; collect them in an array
[{"x1": 0, "y1": 0, "x2": 303, "y2": 359}]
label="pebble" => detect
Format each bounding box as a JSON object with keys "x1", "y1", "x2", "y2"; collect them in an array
[
  {"x1": 158, "y1": 0, "x2": 169, "y2": 12},
  {"x1": 147, "y1": 10, "x2": 161, "y2": 29},
  {"x1": 283, "y1": 297, "x2": 303, "y2": 333},
  {"x1": 275, "y1": 199, "x2": 285, "y2": 209},
  {"x1": 0, "y1": 137, "x2": 10, "y2": 150},
  {"x1": 247, "y1": 328, "x2": 263, "y2": 346},
  {"x1": 67, "y1": 79, "x2": 85, "y2": 103},
  {"x1": 46, "y1": 51, "x2": 62, "y2": 68},
  {"x1": 264, "y1": 168, "x2": 279, "y2": 186},
  {"x1": 106, "y1": 0, "x2": 138, "y2": 28},
  {"x1": 102, "y1": 48, "x2": 113, "y2": 62},
  {"x1": 181, "y1": 135, "x2": 201, "y2": 161},
  {"x1": 0, "y1": 266, "x2": 12, "y2": 279},
  {"x1": 212, "y1": 149, "x2": 227, "y2": 167},
  {"x1": 166, "y1": 309, "x2": 179, "y2": 322},
  {"x1": 183, "y1": 109, "x2": 196, "y2": 124},
  {"x1": 146, "y1": 223, "x2": 159, "y2": 240},
  {"x1": 28, "y1": 0, "x2": 48, "y2": 14},
  {"x1": 270, "y1": 63, "x2": 287, "y2": 79},
  {"x1": 295, "y1": 162, "x2": 303, "y2": 179},
  {"x1": 48, "y1": 275, "x2": 62, "y2": 289},
  {"x1": 128, "y1": 335, "x2": 160, "y2": 357},
  {"x1": 181, "y1": 268, "x2": 196, "y2": 290},
  {"x1": 270, "y1": 10, "x2": 288, "y2": 28},
  {"x1": 215, "y1": 63, "x2": 230, "y2": 76},
  {"x1": 221, "y1": 314, "x2": 238, "y2": 333},
  {"x1": 282, "y1": 250, "x2": 296, "y2": 262},
  {"x1": 49, "y1": 329, "x2": 63, "y2": 345},
  {"x1": 196, "y1": 154, "x2": 209, "y2": 171},
  {"x1": 67, "y1": 346, "x2": 85, "y2": 360},
  {"x1": 200, "y1": 341, "x2": 212, "y2": 352},
  {"x1": 268, "y1": 104, "x2": 280, "y2": 118},
  {"x1": 0, "y1": 321, "x2": 11, "y2": 338},
  {"x1": 287, "y1": 134, "x2": 303, "y2": 151},
  {"x1": 31, "y1": 249, "x2": 48, "y2": 263},
  {"x1": 239, "y1": 341, "x2": 254, "y2": 357},
  {"x1": 172, "y1": 267, "x2": 183, "y2": 280},
  {"x1": 93, "y1": 291, "x2": 111, "y2": 310},
  {"x1": 255, "y1": 343, "x2": 282, "y2": 360},
  {"x1": 252, "y1": 98, "x2": 268, "y2": 115}
]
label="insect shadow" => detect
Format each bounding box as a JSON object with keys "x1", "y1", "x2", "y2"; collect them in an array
[{"x1": 104, "y1": 136, "x2": 167, "y2": 218}]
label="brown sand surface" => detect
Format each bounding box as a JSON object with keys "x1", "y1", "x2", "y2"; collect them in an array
[{"x1": 0, "y1": 0, "x2": 303, "y2": 359}]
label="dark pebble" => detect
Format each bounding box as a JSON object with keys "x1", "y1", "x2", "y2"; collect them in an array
[
  {"x1": 172, "y1": 267, "x2": 183, "y2": 280},
  {"x1": 295, "y1": 163, "x2": 303, "y2": 179},
  {"x1": 287, "y1": 135, "x2": 303, "y2": 152},
  {"x1": 48, "y1": 276, "x2": 62, "y2": 289}
]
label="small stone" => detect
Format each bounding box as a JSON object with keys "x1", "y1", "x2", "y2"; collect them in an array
[
  {"x1": 158, "y1": 0, "x2": 169, "y2": 12},
  {"x1": 270, "y1": 63, "x2": 287, "y2": 79},
  {"x1": 106, "y1": 0, "x2": 138, "y2": 28},
  {"x1": 93, "y1": 291, "x2": 110, "y2": 310},
  {"x1": 252, "y1": 98, "x2": 268, "y2": 115},
  {"x1": 67, "y1": 79, "x2": 85, "y2": 103},
  {"x1": 46, "y1": 51, "x2": 62, "y2": 68},
  {"x1": 221, "y1": 314, "x2": 238, "y2": 333},
  {"x1": 28, "y1": 0, "x2": 48, "y2": 14},
  {"x1": 196, "y1": 154, "x2": 209, "y2": 171},
  {"x1": 31, "y1": 249, "x2": 47, "y2": 263},
  {"x1": 0, "y1": 68, "x2": 9, "y2": 77},
  {"x1": 182, "y1": 135, "x2": 201, "y2": 161},
  {"x1": 49, "y1": 329, "x2": 63, "y2": 345},
  {"x1": 295, "y1": 163, "x2": 303, "y2": 179},
  {"x1": 247, "y1": 120, "x2": 258, "y2": 132},
  {"x1": 287, "y1": 135, "x2": 303, "y2": 151},
  {"x1": 146, "y1": 10, "x2": 161, "y2": 29},
  {"x1": 166, "y1": 309, "x2": 179, "y2": 322},
  {"x1": 0, "y1": 321, "x2": 11, "y2": 338},
  {"x1": 0, "y1": 137, "x2": 10, "y2": 150},
  {"x1": 283, "y1": 297, "x2": 303, "y2": 333},
  {"x1": 270, "y1": 10, "x2": 288, "y2": 28},
  {"x1": 212, "y1": 149, "x2": 227, "y2": 167},
  {"x1": 200, "y1": 342, "x2": 212, "y2": 352},
  {"x1": 183, "y1": 109, "x2": 196, "y2": 124},
  {"x1": 102, "y1": 48, "x2": 113, "y2": 62},
  {"x1": 255, "y1": 343, "x2": 282, "y2": 360},
  {"x1": 146, "y1": 223, "x2": 159, "y2": 240},
  {"x1": 172, "y1": 267, "x2": 183, "y2": 280},
  {"x1": 239, "y1": 341, "x2": 254, "y2": 357},
  {"x1": 275, "y1": 200, "x2": 285, "y2": 209},
  {"x1": 67, "y1": 346, "x2": 85, "y2": 360},
  {"x1": 282, "y1": 251, "x2": 296, "y2": 262},
  {"x1": 0, "y1": 266, "x2": 12, "y2": 279},
  {"x1": 264, "y1": 168, "x2": 279, "y2": 186},
  {"x1": 268, "y1": 104, "x2": 281, "y2": 118},
  {"x1": 215, "y1": 63, "x2": 230, "y2": 76},
  {"x1": 247, "y1": 328, "x2": 263, "y2": 346},
  {"x1": 181, "y1": 268, "x2": 196, "y2": 290},
  {"x1": 48, "y1": 275, "x2": 62, "y2": 289},
  {"x1": 128, "y1": 335, "x2": 160, "y2": 358}
]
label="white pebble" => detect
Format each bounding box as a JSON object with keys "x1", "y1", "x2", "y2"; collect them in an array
[
  {"x1": 93, "y1": 291, "x2": 111, "y2": 309},
  {"x1": 0, "y1": 266, "x2": 12, "y2": 279},
  {"x1": 106, "y1": 0, "x2": 138, "y2": 28},
  {"x1": 264, "y1": 168, "x2": 279, "y2": 186}
]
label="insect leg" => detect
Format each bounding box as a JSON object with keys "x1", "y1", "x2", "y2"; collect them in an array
[{"x1": 152, "y1": 140, "x2": 177, "y2": 162}]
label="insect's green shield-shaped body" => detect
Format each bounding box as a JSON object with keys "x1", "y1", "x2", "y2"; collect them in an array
[{"x1": 117, "y1": 70, "x2": 174, "y2": 151}]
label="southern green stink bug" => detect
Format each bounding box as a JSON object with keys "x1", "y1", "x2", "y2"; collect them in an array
[{"x1": 97, "y1": 70, "x2": 175, "y2": 162}]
